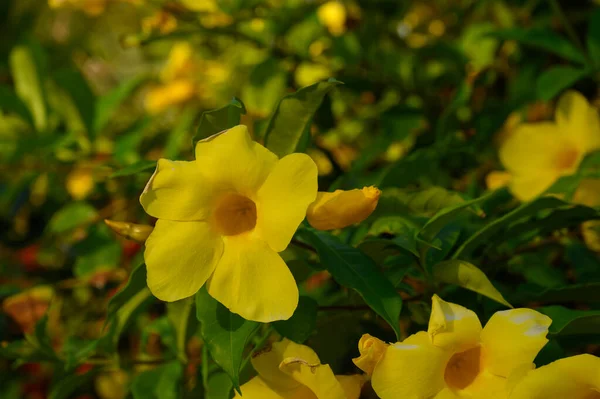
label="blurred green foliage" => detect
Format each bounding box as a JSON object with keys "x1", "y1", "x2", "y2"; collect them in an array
[{"x1": 1, "y1": 0, "x2": 600, "y2": 398}]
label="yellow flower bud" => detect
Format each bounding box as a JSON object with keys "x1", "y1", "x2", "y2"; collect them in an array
[
  {"x1": 307, "y1": 186, "x2": 381, "y2": 230},
  {"x1": 104, "y1": 219, "x2": 154, "y2": 243},
  {"x1": 352, "y1": 334, "x2": 389, "y2": 376}
]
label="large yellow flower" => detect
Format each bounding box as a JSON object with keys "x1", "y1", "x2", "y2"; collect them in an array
[
  {"x1": 140, "y1": 125, "x2": 318, "y2": 322},
  {"x1": 355, "y1": 295, "x2": 551, "y2": 399},
  {"x1": 236, "y1": 338, "x2": 365, "y2": 399},
  {"x1": 499, "y1": 91, "x2": 600, "y2": 201},
  {"x1": 509, "y1": 354, "x2": 600, "y2": 399}
]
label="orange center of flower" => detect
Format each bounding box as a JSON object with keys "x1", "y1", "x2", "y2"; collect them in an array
[
  {"x1": 444, "y1": 346, "x2": 482, "y2": 390},
  {"x1": 555, "y1": 147, "x2": 580, "y2": 171},
  {"x1": 584, "y1": 389, "x2": 600, "y2": 399},
  {"x1": 214, "y1": 193, "x2": 257, "y2": 236}
]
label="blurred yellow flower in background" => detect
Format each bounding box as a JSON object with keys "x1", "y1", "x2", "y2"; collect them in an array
[
  {"x1": 317, "y1": 1, "x2": 347, "y2": 36},
  {"x1": 306, "y1": 186, "x2": 380, "y2": 230},
  {"x1": 140, "y1": 125, "x2": 318, "y2": 322},
  {"x1": 355, "y1": 295, "x2": 551, "y2": 399},
  {"x1": 66, "y1": 166, "x2": 95, "y2": 200},
  {"x1": 236, "y1": 338, "x2": 365, "y2": 399},
  {"x1": 499, "y1": 91, "x2": 600, "y2": 201},
  {"x1": 509, "y1": 354, "x2": 600, "y2": 399},
  {"x1": 145, "y1": 42, "x2": 231, "y2": 113}
]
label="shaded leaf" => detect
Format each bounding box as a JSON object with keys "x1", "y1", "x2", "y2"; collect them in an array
[
  {"x1": 273, "y1": 296, "x2": 318, "y2": 343},
  {"x1": 94, "y1": 76, "x2": 145, "y2": 133},
  {"x1": 47, "y1": 202, "x2": 97, "y2": 234},
  {"x1": 539, "y1": 306, "x2": 600, "y2": 337},
  {"x1": 131, "y1": 361, "x2": 183, "y2": 399},
  {"x1": 536, "y1": 66, "x2": 590, "y2": 101},
  {"x1": 264, "y1": 79, "x2": 342, "y2": 158},
  {"x1": 192, "y1": 98, "x2": 245, "y2": 146},
  {"x1": 587, "y1": 8, "x2": 600, "y2": 65},
  {"x1": 298, "y1": 228, "x2": 402, "y2": 340}
]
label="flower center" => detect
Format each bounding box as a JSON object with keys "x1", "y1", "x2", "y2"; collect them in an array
[
  {"x1": 555, "y1": 147, "x2": 580, "y2": 172},
  {"x1": 444, "y1": 346, "x2": 482, "y2": 390},
  {"x1": 584, "y1": 389, "x2": 600, "y2": 399},
  {"x1": 214, "y1": 193, "x2": 257, "y2": 236}
]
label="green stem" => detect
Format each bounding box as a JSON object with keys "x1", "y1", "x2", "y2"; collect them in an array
[
  {"x1": 240, "y1": 326, "x2": 274, "y2": 371},
  {"x1": 201, "y1": 344, "x2": 209, "y2": 392}
]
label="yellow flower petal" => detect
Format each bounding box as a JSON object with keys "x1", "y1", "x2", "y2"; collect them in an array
[
  {"x1": 140, "y1": 159, "x2": 215, "y2": 221},
  {"x1": 256, "y1": 153, "x2": 318, "y2": 252},
  {"x1": 433, "y1": 388, "x2": 460, "y2": 398},
  {"x1": 458, "y1": 369, "x2": 508, "y2": 399},
  {"x1": 236, "y1": 376, "x2": 299, "y2": 399},
  {"x1": 195, "y1": 125, "x2": 278, "y2": 198},
  {"x1": 428, "y1": 295, "x2": 482, "y2": 352},
  {"x1": 279, "y1": 358, "x2": 347, "y2": 399},
  {"x1": 499, "y1": 122, "x2": 573, "y2": 175},
  {"x1": 555, "y1": 91, "x2": 600, "y2": 153},
  {"x1": 371, "y1": 339, "x2": 450, "y2": 399},
  {"x1": 306, "y1": 187, "x2": 381, "y2": 231},
  {"x1": 145, "y1": 220, "x2": 223, "y2": 301},
  {"x1": 508, "y1": 173, "x2": 559, "y2": 201},
  {"x1": 352, "y1": 334, "x2": 389, "y2": 376},
  {"x1": 480, "y1": 308, "x2": 551, "y2": 378},
  {"x1": 335, "y1": 375, "x2": 365, "y2": 399},
  {"x1": 509, "y1": 354, "x2": 600, "y2": 399},
  {"x1": 206, "y1": 236, "x2": 298, "y2": 322},
  {"x1": 251, "y1": 339, "x2": 319, "y2": 392}
]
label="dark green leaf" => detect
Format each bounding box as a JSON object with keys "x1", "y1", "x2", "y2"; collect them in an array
[
  {"x1": 273, "y1": 296, "x2": 318, "y2": 343},
  {"x1": 195, "y1": 287, "x2": 260, "y2": 392},
  {"x1": 587, "y1": 8, "x2": 600, "y2": 65},
  {"x1": 452, "y1": 197, "x2": 570, "y2": 260},
  {"x1": 490, "y1": 28, "x2": 587, "y2": 64},
  {"x1": 523, "y1": 283, "x2": 600, "y2": 304},
  {"x1": 54, "y1": 69, "x2": 95, "y2": 135},
  {"x1": 264, "y1": 79, "x2": 342, "y2": 158},
  {"x1": 536, "y1": 66, "x2": 590, "y2": 101},
  {"x1": 205, "y1": 371, "x2": 234, "y2": 399},
  {"x1": 298, "y1": 228, "x2": 402, "y2": 340},
  {"x1": 110, "y1": 160, "x2": 157, "y2": 178},
  {"x1": 192, "y1": 98, "x2": 246, "y2": 146},
  {"x1": 539, "y1": 306, "x2": 600, "y2": 337},
  {"x1": 432, "y1": 260, "x2": 512, "y2": 307},
  {"x1": 49, "y1": 371, "x2": 96, "y2": 399},
  {"x1": 0, "y1": 85, "x2": 34, "y2": 124}
]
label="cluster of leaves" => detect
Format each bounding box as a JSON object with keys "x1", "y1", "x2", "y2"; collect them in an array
[{"x1": 1, "y1": 0, "x2": 600, "y2": 398}]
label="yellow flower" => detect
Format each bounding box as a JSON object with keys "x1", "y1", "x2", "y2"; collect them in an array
[
  {"x1": 352, "y1": 334, "x2": 388, "y2": 376},
  {"x1": 237, "y1": 338, "x2": 365, "y2": 399},
  {"x1": 499, "y1": 91, "x2": 600, "y2": 201},
  {"x1": 508, "y1": 354, "x2": 600, "y2": 399},
  {"x1": 317, "y1": 1, "x2": 347, "y2": 36},
  {"x1": 140, "y1": 125, "x2": 318, "y2": 322},
  {"x1": 306, "y1": 187, "x2": 380, "y2": 230},
  {"x1": 357, "y1": 295, "x2": 551, "y2": 399}
]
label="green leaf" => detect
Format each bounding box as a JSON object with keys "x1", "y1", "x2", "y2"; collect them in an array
[
  {"x1": 195, "y1": 287, "x2": 260, "y2": 392},
  {"x1": 106, "y1": 263, "x2": 148, "y2": 322},
  {"x1": 490, "y1": 28, "x2": 587, "y2": 64},
  {"x1": 47, "y1": 202, "x2": 98, "y2": 234},
  {"x1": 298, "y1": 228, "x2": 403, "y2": 340},
  {"x1": 192, "y1": 98, "x2": 246, "y2": 146},
  {"x1": 539, "y1": 306, "x2": 600, "y2": 337},
  {"x1": 263, "y1": 79, "x2": 342, "y2": 158},
  {"x1": 523, "y1": 283, "x2": 600, "y2": 304},
  {"x1": 587, "y1": 8, "x2": 600, "y2": 65},
  {"x1": 166, "y1": 297, "x2": 194, "y2": 363},
  {"x1": 452, "y1": 196, "x2": 569, "y2": 260},
  {"x1": 62, "y1": 337, "x2": 99, "y2": 371},
  {"x1": 536, "y1": 66, "x2": 590, "y2": 101},
  {"x1": 72, "y1": 224, "x2": 121, "y2": 277},
  {"x1": 54, "y1": 69, "x2": 96, "y2": 135},
  {"x1": 205, "y1": 371, "x2": 234, "y2": 399},
  {"x1": 110, "y1": 160, "x2": 157, "y2": 178},
  {"x1": 432, "y1": 260, "x2": 512, "y2": 308},
  {"x1": 102, "y1": 287, "x2": 153, "y2": 350},
  {"x1": 9, "y1": 45, "x2": 47, "y2": 132},
  {"x1": 163, "y1": 107, "x2": 196, "y2": 159},
  {"x1": 131, "y1": 361, "x2": 183, "y2": 399},
  {"x1": 273, "y1": 296, "x2": 318, "y2": 343},
  {"x1": 367, "y1": 216, "x2": 420, "y2": 256},
  {"x1": 94, "y1": 76, "x2": 145, "y2": 133},
  {"x1": 49, "y1": 371, "x2": 96, "y2": 399},
  {"x1": 0, "y1": 85, "x2": 34, "y2": 125}
]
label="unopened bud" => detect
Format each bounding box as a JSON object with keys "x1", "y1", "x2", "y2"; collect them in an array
[
  {"x1": 352, "y1": 334, "x2": 388, "y2": 376},
  {"x1": 104, "y1": 219, "x2": 153, "y2": 243},
  {"x1": 307, "y1": 186, "x2": 381, "y2": 230}
]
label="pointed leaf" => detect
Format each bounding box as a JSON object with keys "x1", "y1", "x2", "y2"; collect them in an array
[
  {"x1": 192, "y1": 98, "x2": 245, "y2": 146},
  {"x1": 539, "y1": 306, "x2": 600, "y2": 337}
]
